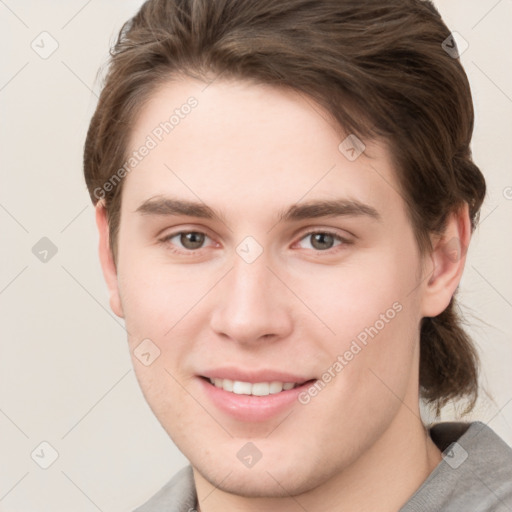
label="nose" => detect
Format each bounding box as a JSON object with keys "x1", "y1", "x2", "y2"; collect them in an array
[{"x1": 209, "y1": 253, "x2": 294, "y2": 346}]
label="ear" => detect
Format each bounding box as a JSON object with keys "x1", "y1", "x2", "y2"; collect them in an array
[
  {"x1": 95, "y1": 201, "x2": 124, "y2": 318},
  {"x1": 420, "y1": 204, "x2": 471, "y2": 318}
]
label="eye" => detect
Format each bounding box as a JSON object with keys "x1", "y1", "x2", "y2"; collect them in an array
[
  {"x1": 296, "y1": 231, "x2": 347, "y2": 251},
  {"x1": 160, "y1": 231, "x2": 214, "y2": 251}
]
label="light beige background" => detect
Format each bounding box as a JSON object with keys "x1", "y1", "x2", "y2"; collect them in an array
[{"x1": 1, "y1": 1, "x2": 511, "y2": 510}]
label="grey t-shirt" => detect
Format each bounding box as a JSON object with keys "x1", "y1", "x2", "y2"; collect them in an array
[{"x1": 134, "y1": 422, "x2": 512, "y2": 511}]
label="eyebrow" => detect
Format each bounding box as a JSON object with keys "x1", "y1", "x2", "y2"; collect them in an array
[
  {"x1": 278, "y1": 199, "x2": 380, "y2": 223},
  {"x1": 135, "y1": 196, "x2": 226, "y2": 223},
  {"x1": 135, "y1": 196, "x2": 381, "y2": 223}
]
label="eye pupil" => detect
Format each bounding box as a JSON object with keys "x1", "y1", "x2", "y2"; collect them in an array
[
  {"x1": 180, "y1": 232, "x2": 205, "y2": 249},
  {"x1": 311, "y1": 233, "x2": 334, "y2": 250}
]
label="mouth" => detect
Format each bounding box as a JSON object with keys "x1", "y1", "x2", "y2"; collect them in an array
[
  {"x1": 198, "y1": 375, "x2": 316, "y2": 421},
  {"x1": 197, "y1": 368, "x2": 317, "y2": 421},
  {"x1": 204, "y1": 377, "x2": 307, "y2": 396}
]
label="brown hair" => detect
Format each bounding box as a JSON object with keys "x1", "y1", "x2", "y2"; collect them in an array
[{"x1": 84, "y1": 0, "x2": 485, "y2": 410}]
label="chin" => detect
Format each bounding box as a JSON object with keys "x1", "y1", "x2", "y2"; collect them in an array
[
  {"x1": 196, "y1": 463, "x2": 321, "y2": 499},
  {"x1": 190, "y1": 441, "x2": 336, "y2": 500}
]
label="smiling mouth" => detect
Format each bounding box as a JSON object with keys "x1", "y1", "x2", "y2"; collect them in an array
[{"x1": 203, "y1": 377, "x2": 313, "y2": 396}]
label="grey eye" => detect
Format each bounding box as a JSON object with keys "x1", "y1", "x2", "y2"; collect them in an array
[
  {"x1": 311, "y1": 233, "x2": 335, "y2": 250},
  {"x1": 179, "y1": 232, "x2": 206, "y2": 250}
]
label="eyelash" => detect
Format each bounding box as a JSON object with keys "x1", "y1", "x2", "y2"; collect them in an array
[
  {"x1": 158, "y1": 229, "x2": 351, "y2": 255},
  {"x1": 297, "y1": 230, "x2": 351, "y2": 250}
]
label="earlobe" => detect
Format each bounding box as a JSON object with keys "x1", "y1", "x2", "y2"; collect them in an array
[
  {"x1": 421, "y1": 204, "x2": 471, "y2": 318},
  {"x1": 95, "y1": 201, "x2": 125, "y2": 318}
]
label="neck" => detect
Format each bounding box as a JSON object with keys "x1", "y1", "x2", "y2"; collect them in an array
[{"x1": 194, "y1": 405, "x2": 442, "y2": 512}]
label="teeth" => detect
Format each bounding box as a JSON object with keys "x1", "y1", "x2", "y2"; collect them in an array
[
  {"x1": 252, "y1": 382, "x2": 270, "y2": 396},
  {"x1": 269, "y1": 381, "x2": 283, "y2": 394},
  {"x1": 233, "y1": 381, "x2": 252, "y2": 395},
  {"x1": 209, "y1": 378, "x2": 299, "y2": 396}
]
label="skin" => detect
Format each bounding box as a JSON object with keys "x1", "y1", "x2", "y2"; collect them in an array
[{"x1": 96, "y1": 76, "x2": 470, "y2": 511}]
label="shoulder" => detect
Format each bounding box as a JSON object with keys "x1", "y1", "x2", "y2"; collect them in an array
[
  {"x1": 401, "y1": 422, "x2": 512, "y2": 512},
  {"x1": 133, "y1": 465, "x2": 197, "y2": 512}
]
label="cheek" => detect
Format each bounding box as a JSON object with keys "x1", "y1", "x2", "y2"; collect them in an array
[
  {"x1": 130, "y1": 359, "x2": 207, "y2": 451},
  {"x1": 291, "y1": 245, "x2": 421, "y2": 400},
  {"x1": 298, "y1": 300, "x2": 419, "y2": 452},
  {"x1": 116, "y1": 252, "x2": 207, "y2": 342},
  {"x1": 116, "y1": 256, "x2": 218, "y2": 406},
  {"x1": 289, "y1": 248, "x2": 418, "y2": 344}
]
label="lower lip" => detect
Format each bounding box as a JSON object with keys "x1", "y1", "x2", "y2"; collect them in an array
[{"x1": 198, "y1": 378, "x2": 315, "y2": 422}]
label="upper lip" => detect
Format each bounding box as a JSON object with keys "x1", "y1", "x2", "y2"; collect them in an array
[{"x1": 200, "y1": 368, "x2": 314, "y2": 384}]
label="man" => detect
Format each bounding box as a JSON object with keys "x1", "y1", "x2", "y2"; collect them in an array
[{"x1": 84, "y1": 0, "x2": 512, "y2": 510}]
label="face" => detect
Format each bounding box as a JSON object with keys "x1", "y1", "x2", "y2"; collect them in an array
[{"x1": 104, "y1": 77, "x2": 433, "y2": 497}]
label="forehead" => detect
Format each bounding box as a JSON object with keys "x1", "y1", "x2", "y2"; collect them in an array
[{"x1": 122, "y1": 77, "x2": 403, "y2": 222}]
